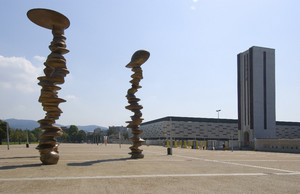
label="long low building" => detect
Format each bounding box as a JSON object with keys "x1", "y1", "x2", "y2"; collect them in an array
[
  {"x1": 140, "y1": 116, "x2": 239, "y2": 141},
  {"x1": 275, "y1": 121, "x2": 300, "y2": 139},
  {"x1": 140, "y1": 116, "x2": 300, "y2": 152}
]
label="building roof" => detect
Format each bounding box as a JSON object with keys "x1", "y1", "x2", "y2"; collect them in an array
[
  {"x1": 141, "y1": 116, "x2": 238, "y2": 125},
  {"x1": 276, "y1": 121, "x2": 300, "y2": 126},
  {"x1": 141, "y1": 116, "x2": 300, "y2": 126}
]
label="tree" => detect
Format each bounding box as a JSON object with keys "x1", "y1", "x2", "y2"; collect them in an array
[
  {"x1": 9, "y1": 129, "x2": 20, "y2": 143},
  {"x1": 107, "y1": 128, "x2": 118, "y2": 136},
  {"x1": 58, "y1": 131, "x2": 69, "y2": 142},
  {"x1": 22, "y1": 129, "x2": 36, "y2": 143},
  {"x1": 77, "y1": 130, "x2": 87, "y2": 143},
  {"x1": 0, "y1": 120, "x2": 8, "y2": 145},
  {"x1": 87, "y1": 132, "x2": 94, "y2": 143},
  {"x1": 32, "y1": 128, "x2": 43, "y2": 141},
  {"x1": 54, "y1": 126, "x2": 87, "y2": 143},
  {"x1": 14, "y1": 129, "x2": 25, "y2": 144},
  {"x1": 68, "y1": 125, "x2": 79, "y2": 143},
  {"x1": 28, "y1": 132, "x2": 37, "y2": 143},
  {"x1": 0, "y1": 125, "x2": 38, "y2": 144},
  {"x1": 122, "y1": 131, "x2": 129, "y2": 140}
]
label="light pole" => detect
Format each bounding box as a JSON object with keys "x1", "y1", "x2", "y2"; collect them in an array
[
  {"x1": 232, "y1": 134, "x2": 234, "y2": 152},
  {"x1": 119, "y1": 132, "x2": 121, "y2": 149},
  {"x1": 167, "y1": 117, "x2": 173, "y2": 155},
  {"x1": 216, "y1": 109, "x2": 221, "y2": 149},
  {"x1": 26, "y1": 130, "x2": 29, "y2": 148},
  {"x1": 6, "y1": 123, "x2": 9, "y2": 150},
  {"x1": 216, "y1": 109, "x2": 221, "y2": 119}
]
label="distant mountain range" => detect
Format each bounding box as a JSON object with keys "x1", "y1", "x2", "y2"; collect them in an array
[{"x1": 3, "y1": 118, "x2": 108, "y2": 132}]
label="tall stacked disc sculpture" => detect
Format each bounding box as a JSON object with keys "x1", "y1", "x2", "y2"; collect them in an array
[
  {"x1": 27, "y1": 8, "x2": 70, "y2": 164},
  {"x1": 125, "y1": 50, "x2": 150, "y2": 159}
]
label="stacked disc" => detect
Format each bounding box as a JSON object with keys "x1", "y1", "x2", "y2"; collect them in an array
[
  {"x1": 37, "y1": 27, "x2": 69, "y2": 164},
  {"x1": 125, "y1": 50, "x2": 150, "y2": 159},
  {"x1": 27, "y1": 8, "x2": 70, "y2": 165}
]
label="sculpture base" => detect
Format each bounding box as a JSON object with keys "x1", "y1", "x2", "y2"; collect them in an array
[
  {"x1": 129, "y1": 152, "x2": 144, "y2": 159},
  {"x1": 37, "y1": 146, "x2": 59, "y2": 165}
]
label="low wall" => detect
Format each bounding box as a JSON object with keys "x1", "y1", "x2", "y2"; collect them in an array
[
  {"x1": 255, "y1": 139, "x2": 300, "y2": 153},
  {"x1": 144, "y1": 139, "x2": 240, "y2": 150},
  {"x1": 145, "y1": 139, "x2": 164, "y2": 146}
]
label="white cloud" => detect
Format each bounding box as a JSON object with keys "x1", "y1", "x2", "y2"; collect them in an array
[
  {"x1": 65, "y1": 95, "x2": 77, "y2": 100},
  {"x1": 191, "y1": 0, "x2": 198, "y2": 10},
  {"x1": 33, "y1": 55, "x2": 46, "y2": 63},
  {"x1": 0, "y1": 55, "x2": 43, "y2": 93},
  {"x1": 0, "y1": 82, "x2": 12, "y2": 89}
]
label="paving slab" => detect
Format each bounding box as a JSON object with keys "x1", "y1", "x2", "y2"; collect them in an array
[{"x1": 0, "y1": 143, "x2": 300, "y2": 193}]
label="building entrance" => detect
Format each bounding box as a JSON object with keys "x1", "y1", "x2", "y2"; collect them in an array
[{"x1": 244, "y1": 131, "x2": 250, "y2": 146}]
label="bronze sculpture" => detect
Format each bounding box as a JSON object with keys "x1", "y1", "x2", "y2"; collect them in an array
[
  {"x1": 125, "y1": 50, "x2": 150, "y2": 159},
  {"x1": 27, "y1": 8, "x2": 70, "y2": 164}
]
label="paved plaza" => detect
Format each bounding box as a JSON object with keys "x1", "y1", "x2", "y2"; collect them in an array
[{"x1": 0, "y1": 143, "x2": 300, "y2": 193}]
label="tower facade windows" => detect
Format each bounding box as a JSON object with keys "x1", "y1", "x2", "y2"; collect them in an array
[{"x1": 237, "y1": 46, "x2": 276, "y2": 147}]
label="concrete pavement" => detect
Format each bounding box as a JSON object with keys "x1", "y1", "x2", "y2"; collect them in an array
[{"x1": 0, "y1": 143, "x2": 300, "y2": 193}]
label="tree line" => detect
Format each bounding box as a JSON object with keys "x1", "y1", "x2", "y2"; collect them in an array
[
  {"x1": 86, "y1": 127, "x2": 129, "y2": 143},
  {"x1": 58, "y1": 125, "x2": 87, "y2": 143},
  {"x1": 0, "y1": 120, "x2": 128, "y2": 144},
  {"x1": 0, "y1": 120, "x2": 41, "y2": 144},
  {"x1": 0, "y1": 120, "x2": 87, "y2": 144}
]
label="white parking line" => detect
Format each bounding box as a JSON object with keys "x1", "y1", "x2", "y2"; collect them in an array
[
  {"x1": 172, "y1": 154, "x2": 297, "y2": 173},
  {"x1": 220, "y1": 160, "x2": 300, "y2": 162},
  {"x1": 0, "y1": 173, "x2": 267, "y2": 181},
  {"x1": 0, "y1": 159, "x2": 186, "y2": 163},
  {"x1": 144, "y1": 151, "x2": 298, "y2": 174},
  {"x1": 1, "y1": 172, "x2": 300, "y2": 182}
]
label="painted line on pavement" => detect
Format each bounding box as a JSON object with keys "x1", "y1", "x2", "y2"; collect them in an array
[
  {"x1": 220, "y1": 160, "x2": 300, "y2": 162},
  {"x1": 144, "y1": 150, "x2": 298, "y2": 174},
  {"x1": 0, "y1": 173, "x2": 268, "y2": 181},
  {"x1": 172, "y1": 154, "x2": 296, "y2": 173},
  {"x1": 1, "y1": 172, "x2": 300, "y2": 182},
  {"x1": 0, "y1": 159, "x2": 186, "y2": 163}
]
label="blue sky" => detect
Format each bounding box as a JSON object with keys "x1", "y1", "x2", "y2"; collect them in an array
[{"x1": 0, "y1": 0, "x2": 300, "y2": 127}]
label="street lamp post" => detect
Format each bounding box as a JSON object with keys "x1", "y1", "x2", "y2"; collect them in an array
[
  {"x1": 168, "y1": 118, "x2": 173, "y2": 155},
  {"x1": 26, "y1": 130, "x2": 29, "y2": 148},
  {"x1": 6, "y1": 123, "x2": 9, "y2": 150},
  {"x1": 216, "y1": 109, "x2": 221, "y2": 120},
  {"x1": 216, "y1": 109, "x2": 221, "y2": 149},
  {"x1": 232, "y1": 134, "x2": 234, "y2": 152}
]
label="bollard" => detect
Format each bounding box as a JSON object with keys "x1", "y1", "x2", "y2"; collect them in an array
[
  {"x1": 167, "y1": 147, "x2": 172, "y2": 155},
  {"x1": 166, "y1": 140, "x2": 170, "y2": 148}
]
